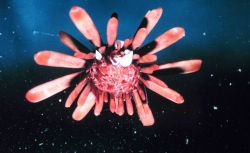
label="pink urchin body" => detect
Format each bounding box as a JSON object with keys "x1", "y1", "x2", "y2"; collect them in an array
[{"x1": 25, "y1": 6, "x2": 202, "y2": 126}]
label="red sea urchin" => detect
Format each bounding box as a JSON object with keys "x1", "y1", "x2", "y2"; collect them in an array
[{"x1": 25, "y1": 6, "x2": 202, "y2": 126}]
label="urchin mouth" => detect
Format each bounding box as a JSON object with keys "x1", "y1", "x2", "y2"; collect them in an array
[{"x1": 95, "y1": 40, "x2": 134, "y2": 68}]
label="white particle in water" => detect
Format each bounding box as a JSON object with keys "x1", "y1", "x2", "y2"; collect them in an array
[
  {"x1": 203, "y1": 32, "x2": 206, "y2": 36},
  {"x1": 237, "y1": 68, "x2": 242, "y2": 72},
  {"x1": 185, "y1": 138, "x2": 189, "y2": 145},
  {"x1": 32, "y1": 30, "x2": 55, "y2": 37},
  {"x1": 210, "y1": 74, "x2": 214, "y2": 77},
  {"x1": 59, "y1": 99, "x2": 62, "y2": 102},
  {"x1": 213, "y1": 106, "x2": 218, "y2": 110},
  {"x1": 229, "y1": 82, "x2": 232, "y2": 86},
  {"x1": 38, "y1": 143, "x2": 44, "y2": 146}
]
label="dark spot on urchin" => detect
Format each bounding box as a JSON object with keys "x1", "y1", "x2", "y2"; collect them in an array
[
  {"x1": 111, "y1": 12, "x2": 118, "y2": 19},
  {"x1": 138, "y1": 17, "x2": 148, "y2": 29},
  {"x1": 139, "y1": 63, "x2": 157, "y2": 68},
  {"x1": 135, "y1": 41, "x2": 157, "y2": 56},
  {"x1": 70, "y1": 71, "x2": 86, "y2": 85},
  {"x1": 140, "y1": 73, "x2": 150, "y2": 80},
  {"x1": 133, "y1": 17, "x2": 148, "y2": 38},
  {"x1": 59, "y1": 31, "x2": 91, "y2": 53},
  {"x1": 154, "y1": 68, "x2": 184, "y2": 76}
]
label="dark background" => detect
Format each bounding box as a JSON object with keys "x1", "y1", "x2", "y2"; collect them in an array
[{"x1": 0, "y1": 0, "x2": 250, "y2": 153}]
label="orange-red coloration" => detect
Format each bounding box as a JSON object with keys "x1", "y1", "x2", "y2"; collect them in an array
[
  {"x1": 25, "y1": 6, "x2": 202, "y2": 126},
  {"x1": 89, "y1": 62, "x2": 140, "y2": 95}
]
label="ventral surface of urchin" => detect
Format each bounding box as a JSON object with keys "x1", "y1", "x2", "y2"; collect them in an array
[{"x1": 25, "y1": 6, "x2": 202, "y2": 126}]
